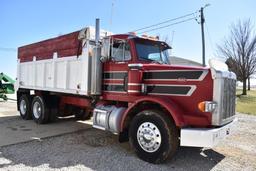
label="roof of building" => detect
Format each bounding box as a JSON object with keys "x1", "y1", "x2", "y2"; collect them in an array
[{"x1": 169, "y1": 56, "x2": 202, "y2": 66}]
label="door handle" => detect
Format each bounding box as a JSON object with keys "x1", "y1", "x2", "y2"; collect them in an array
[{"x1": 123, "y1": 75, "x2": 128, "y2": 92}]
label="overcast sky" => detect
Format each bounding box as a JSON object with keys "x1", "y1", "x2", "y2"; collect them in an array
[{"x1": 0, "y1": 0, "x2": 255, "y2": 83}]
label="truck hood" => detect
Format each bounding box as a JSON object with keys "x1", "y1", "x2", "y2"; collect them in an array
[
  {"x1": 128, "y1": 63, "x2": 209, "y2": 71},
  {"x1": 127, "y1": 63, "x2": 210, "y2": 82}
]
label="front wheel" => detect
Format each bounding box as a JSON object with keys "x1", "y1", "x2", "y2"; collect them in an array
[{"x1": 129, "y1": 110, "x2": 178, "y2": 164}]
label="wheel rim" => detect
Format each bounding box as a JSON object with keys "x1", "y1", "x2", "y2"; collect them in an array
[
  {"x1": 137, "y1": 122, "x2": 161, "y2": 153},
  {"x1": 20, "y1": 99, "x2": 27, "y2": 115},
  {"x1": 33, "y1": 101, "x2": 41, "y2": 119}
]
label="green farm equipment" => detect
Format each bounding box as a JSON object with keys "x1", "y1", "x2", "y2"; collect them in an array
[{"x1": 0, "y1": 72, "x2": 15, "y2": 101}]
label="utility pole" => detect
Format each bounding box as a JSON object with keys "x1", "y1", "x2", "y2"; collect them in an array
[
  {"x1": 199, "y1": 4, "x2": 210, "y2": 67},
  {"x1": 200, "y1": 7, "x2": 206, "y2": 66}
]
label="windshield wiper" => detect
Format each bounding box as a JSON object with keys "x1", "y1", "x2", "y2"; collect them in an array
[
  {"x1": 151, "y1": 60, "x2": 163, "y2": 64},
  {"x1": 140, "y1": 57, "x2": 154, "y2": 62},
  {"x1": 140, "y1": 56, "x2": 165, "y2": 64}
]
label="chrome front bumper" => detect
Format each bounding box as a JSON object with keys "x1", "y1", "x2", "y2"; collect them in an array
[{"x1": 180, "y1": 118, "x2": 237, "y2": 148}]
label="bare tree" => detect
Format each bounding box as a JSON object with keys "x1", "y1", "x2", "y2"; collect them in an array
[
  {"x1": 217, "y1": 19, "x2": 256, "y2": 95},
  {"x1": 225, "y1": 57, "x2": 243, "y2": 81},
  {"x1": 248, "y1": 76, "x2": 251, "y2": 90}
]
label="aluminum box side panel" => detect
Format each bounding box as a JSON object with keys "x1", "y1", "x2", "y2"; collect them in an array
[{"x1": 17, "y1": 52, "x2": 91, "y2": 96}]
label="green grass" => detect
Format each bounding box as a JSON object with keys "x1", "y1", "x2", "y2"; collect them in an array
[{"x1": 236, "y1": 89, "x2": 256, "y2": 115}]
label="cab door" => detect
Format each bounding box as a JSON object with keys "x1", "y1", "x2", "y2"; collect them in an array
[{"x1": 102, "y1": 39, "x2": 132, "y2": 94}]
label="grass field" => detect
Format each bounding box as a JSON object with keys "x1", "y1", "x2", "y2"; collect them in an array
[{"x1": 236, "y1": 89, "x2": 256, "y2": 115}]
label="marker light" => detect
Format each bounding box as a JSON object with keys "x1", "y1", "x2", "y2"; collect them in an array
[
  {"x1": 128, "y1": 32, "x2": 136, "y2": 36},
  {"x1": 141, "y1": 34, "x2": 148, "y2": 38},
  {"x1": 198, "y1": 101, "x2": 217, "y2": 112}
]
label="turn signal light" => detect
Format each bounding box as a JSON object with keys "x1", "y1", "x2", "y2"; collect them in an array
[
  {"x1": 198, "y1": 102, "x2": 206, "y2": 112},
  {"x1": 198, "y1": 101, "x2": 217, "y2": 112}
]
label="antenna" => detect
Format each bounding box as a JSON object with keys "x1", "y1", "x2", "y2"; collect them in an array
[
  {"x1": 170, "y1": 31, "x2": 175, "y2": 46},
  {"x1": 110, "y1": 0, "x2": 115, "y2": 32}
]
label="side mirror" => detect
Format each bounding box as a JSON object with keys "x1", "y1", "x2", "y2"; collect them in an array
[
  {"x1": 100, "y1": 56, "x2": 108, "y2": 63},
  {"x1": 101, "y1": 37, "x2": 111, "y2": 62}
]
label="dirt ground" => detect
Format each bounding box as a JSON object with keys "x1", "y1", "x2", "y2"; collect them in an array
[
  {"x1": 0, "y1": 101, "x2": 255, "y2": 171},
  {"x1": 0, "y1": 101, "x2": 91, "y2": 147}
]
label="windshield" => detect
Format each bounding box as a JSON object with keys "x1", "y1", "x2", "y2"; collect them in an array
[{"x1": 135, "y1": 39, "x2": 170, "y2": 64}]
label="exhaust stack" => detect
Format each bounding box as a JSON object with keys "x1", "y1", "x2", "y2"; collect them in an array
[
  {"x1": 90, "y1": 18, "x2": 102, "y2": 95},
  {"x1": 95, "y1": 18, "x2": 100, "y2": 44}
]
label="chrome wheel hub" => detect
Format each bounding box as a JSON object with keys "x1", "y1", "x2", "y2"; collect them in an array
[
  {"x1": 20, "y1": 99, "x2": 27, "y2": 115},
  {"x1": 33, "y1": 102, "x2": 41, "y2": 119},
  {"x1": 137, "y1": 122, "x2": 161, "y2": 153}
]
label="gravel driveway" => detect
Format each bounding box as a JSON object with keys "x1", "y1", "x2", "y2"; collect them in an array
[{"x1": 0, "y1": 113, "x2": 255, "y2": 171}]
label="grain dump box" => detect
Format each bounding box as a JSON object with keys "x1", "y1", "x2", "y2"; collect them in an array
[{"x1": 17, "y1": 27, "x2": 111, "y2": 95}]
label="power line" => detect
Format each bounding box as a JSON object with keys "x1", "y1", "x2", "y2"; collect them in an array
[
  {"x1": 137, "y1": 17, "x2": 197, "y2": 34},
  {"x1": 131, "y1": 11, "x2": 199, "y2": 33},
  {"x1": 0, "y1": 47, "x2": 17, "y2": 52},
  {"x1": 205, "y1": 21, "x2": 214, "y2": 54}
]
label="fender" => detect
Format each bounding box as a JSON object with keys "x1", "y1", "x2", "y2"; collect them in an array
[{"x1": 120, "y1": 96, "x2": 186, "y2": 132}]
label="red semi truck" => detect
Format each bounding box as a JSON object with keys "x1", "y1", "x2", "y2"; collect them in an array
[{"x1": 16, "y1": 19, "x2": 237, "y2": 163}]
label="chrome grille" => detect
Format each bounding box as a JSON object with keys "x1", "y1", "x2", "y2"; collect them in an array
[
  {"x1": 212, "y1": 70, "x2": 237, "y2": 126},
  {"x1": 221, "y1": 78, "x2": 236, "y2": 120}
]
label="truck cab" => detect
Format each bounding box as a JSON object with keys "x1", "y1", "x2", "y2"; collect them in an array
[
  {"x1": 16, "y1": 21, "x2": 237, "y2": 163},
  {"x1": 101, "y1": 33, "x2": 236, "y2": 126}
]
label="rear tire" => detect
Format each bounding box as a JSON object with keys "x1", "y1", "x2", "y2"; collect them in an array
[
  {"x1": 129, "y1": 110, "x2": 178, "y2": 164},
  {"x1": 19, "y1": 94, "x2": 31, "y2": 120},
  {"x1": 31, "y1": 96, "x2": 49, "y2": 124},
  {"x1": 47, "y1": 96, "x2": 59, "y2": 123},
  {"x1": 48, "y1": 108, "x2": 58, "y2": 122},
  {"x1": 74, "y1": 108, "x2": 91, "y2": 120}
]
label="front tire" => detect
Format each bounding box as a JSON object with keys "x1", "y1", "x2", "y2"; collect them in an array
[
  {"x1": 31, "y1": 96, "x2": 49, "y2": 124},
  {"x1": 129, "y1": 110, "x2": 178, "y2": 164}
]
